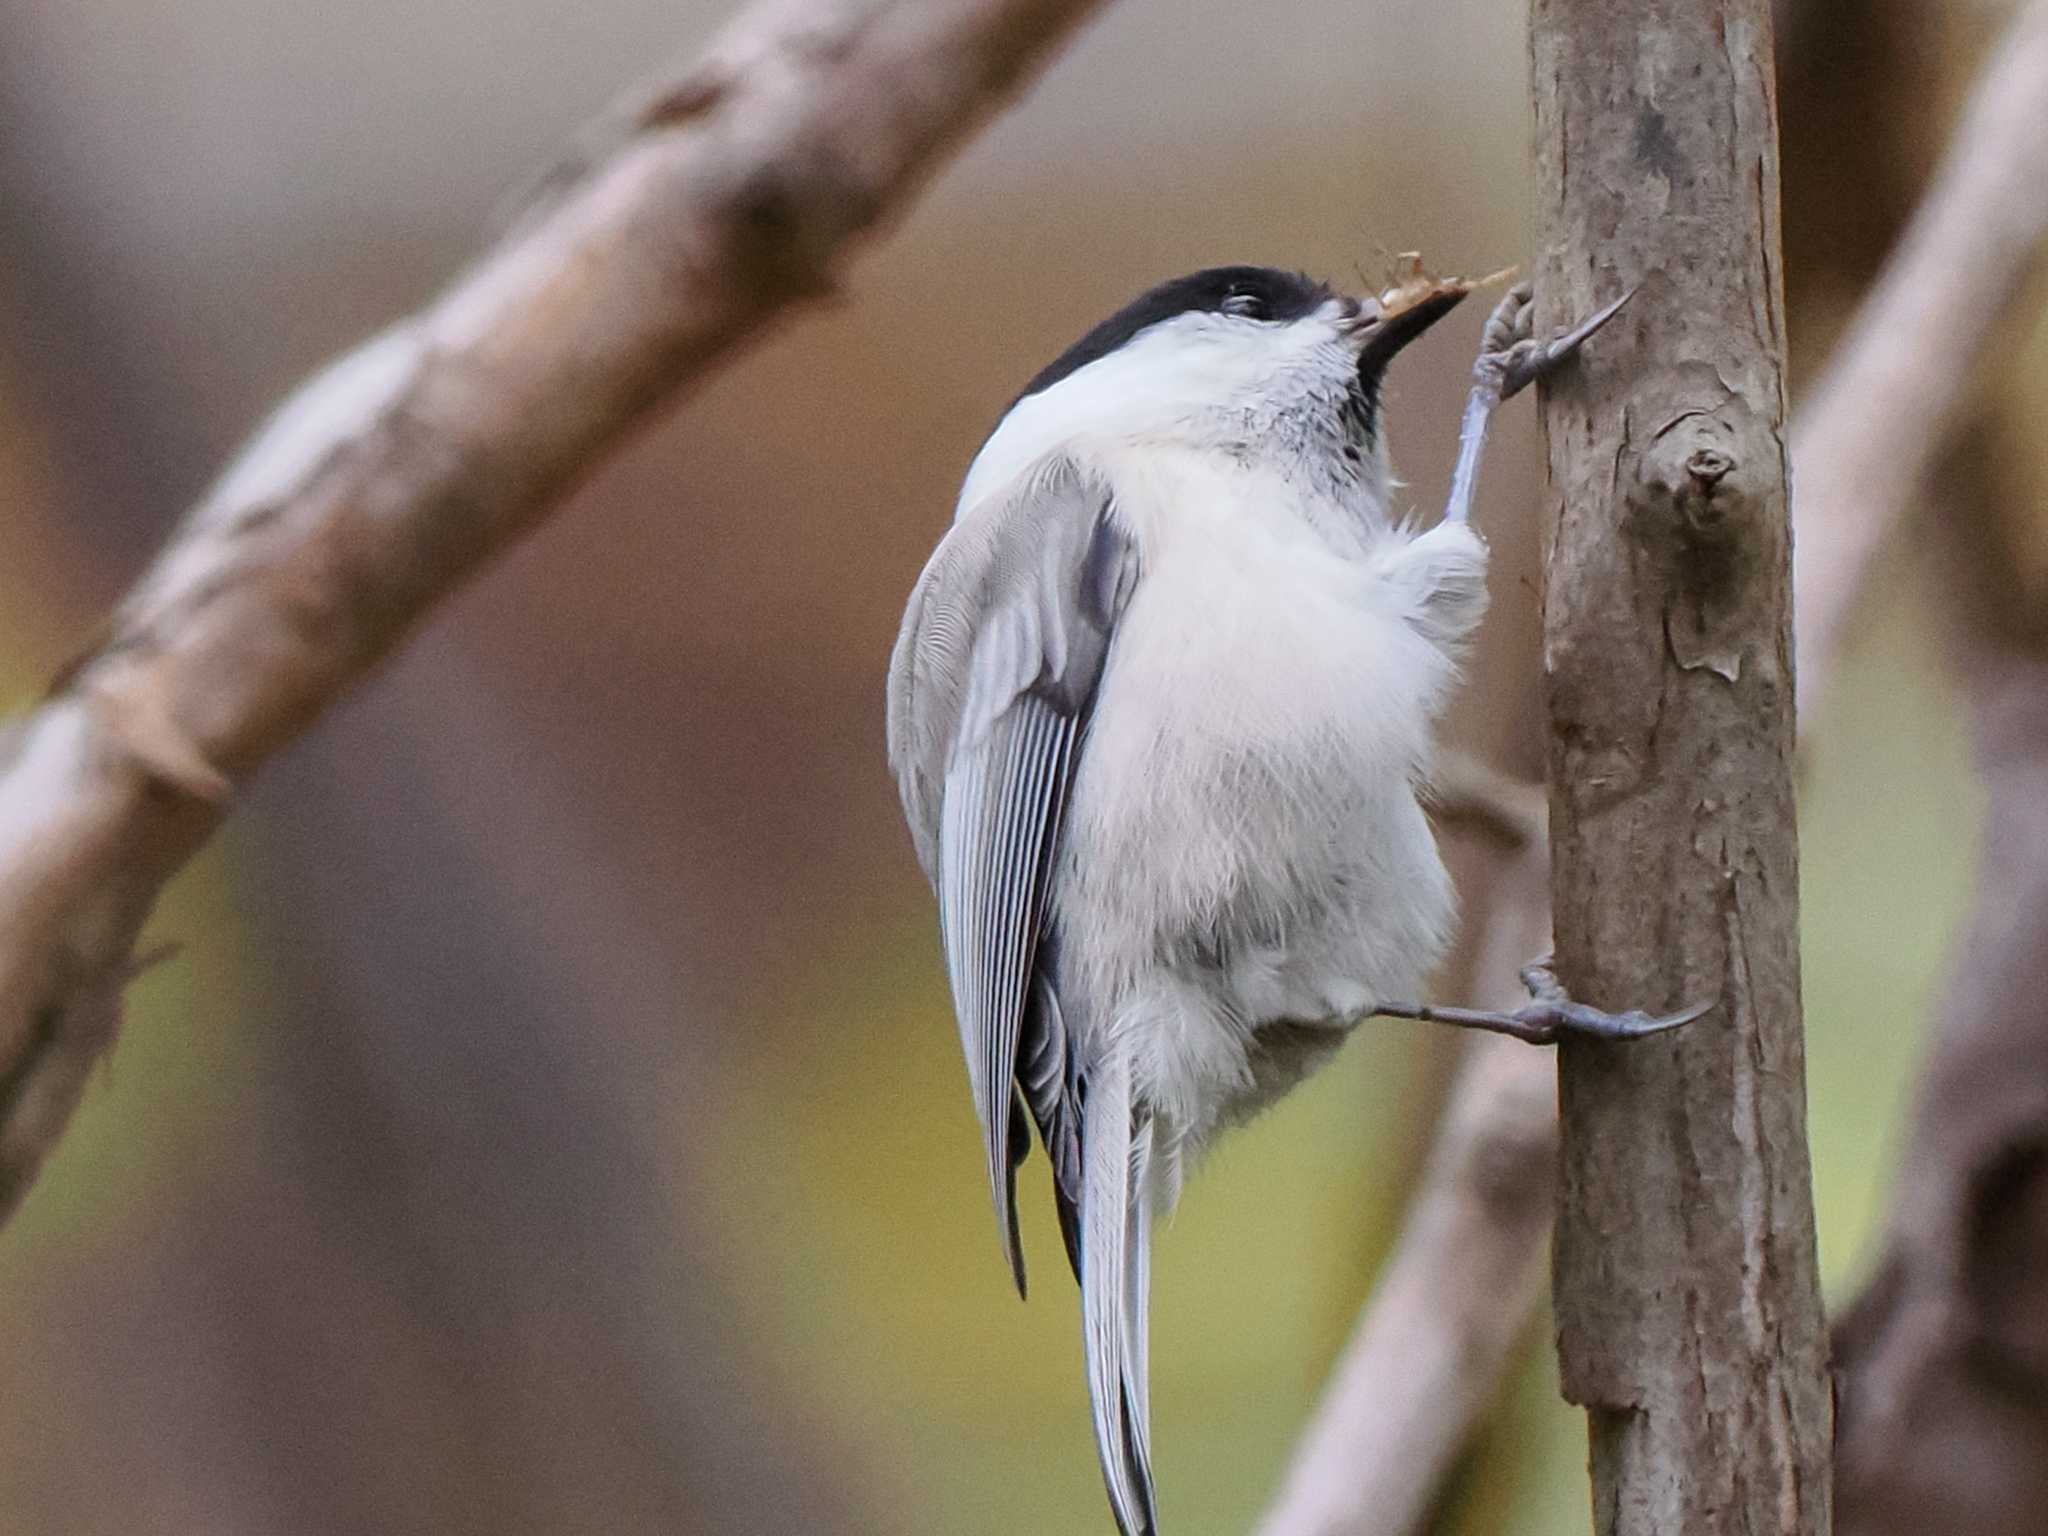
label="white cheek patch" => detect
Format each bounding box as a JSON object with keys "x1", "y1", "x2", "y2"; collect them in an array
[{"x1": 959, "y1": 313, "x2": 1356, "y2": 514}]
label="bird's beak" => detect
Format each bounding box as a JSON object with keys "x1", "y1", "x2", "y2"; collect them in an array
[{"x1": 1342, "y1": 266, "x2": 1474, "y2": 377}]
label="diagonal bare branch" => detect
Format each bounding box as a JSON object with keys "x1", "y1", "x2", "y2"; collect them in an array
[
  {"x1": 1255, "y1": 784, "x2": 1555, "y2": 1536},
  {"x1": 0, "y1": 0, "x2": 1110, "y2": 1224},
  {"x1": 1792, "y1": 0, "x2": 2048, "y2": 719}
]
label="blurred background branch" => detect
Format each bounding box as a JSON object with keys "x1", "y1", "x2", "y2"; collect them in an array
[
  {"x1": 1824, "y1": 6, "x2": 2048, "y2": 1531},
  {"x1": 1256, "y1": 762, "x2": 1554, "y2": 1536},
  {"x1": 1792, "y1": 0, "x2": 2048, "y2": 706},
  {"x1": 1830, "y1": 436, "x2": 2048, "y2": 1536},
  {"x1": 0, "y1": 0, "x2": 1108, "y2": 1226}
]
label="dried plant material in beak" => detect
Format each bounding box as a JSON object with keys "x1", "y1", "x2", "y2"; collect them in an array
[
  {"x1": 1356, "y1": 254, "x2": 1484, "y2": 371},
  {"x1": 1375, "y1": 254, "x2": 1468, "y2": 318},
  {"x1": 1373, "y1": 254, "x2": 1518, "y2": 320}
]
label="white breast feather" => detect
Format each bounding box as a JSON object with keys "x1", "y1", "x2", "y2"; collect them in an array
[{"x1": 1047, "y1": 444, "x2": 1486, "y2": 1160}]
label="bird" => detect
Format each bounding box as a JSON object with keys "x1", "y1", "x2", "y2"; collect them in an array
[{"x1": 885, "y1": 261, "x2": 1694, "y2": 1534}]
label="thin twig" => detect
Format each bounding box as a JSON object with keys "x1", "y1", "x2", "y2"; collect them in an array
[{"x1": 0, "y1": 0, "x2": 1110, "y2": 1223}]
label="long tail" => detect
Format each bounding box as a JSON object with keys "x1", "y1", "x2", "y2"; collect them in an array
[{"x1": 1081, "y1": 1051, "x2": 1158, "y2": 1536}]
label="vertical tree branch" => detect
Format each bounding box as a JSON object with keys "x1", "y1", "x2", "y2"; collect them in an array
[
  {"x1": 1261, "y1": 9, "x2": 2048, "y2": 1527},
  {"x1": 1531, "y1": 3, "x2": 1833, "y2": 1532}
]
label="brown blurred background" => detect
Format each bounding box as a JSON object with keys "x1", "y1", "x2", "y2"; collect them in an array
[{"x1": 0, "y1": 0, "x2": 2023, "y2": 1530}]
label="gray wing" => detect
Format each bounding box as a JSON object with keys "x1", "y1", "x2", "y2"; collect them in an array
[{"x1": 886, "y1": 456, "x2": 1136, "y2": 1296}]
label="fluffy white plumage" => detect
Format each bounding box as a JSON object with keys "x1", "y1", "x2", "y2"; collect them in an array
[{"x1": 1054, "y1": 447, "x2": 1477, "y2": 1164}]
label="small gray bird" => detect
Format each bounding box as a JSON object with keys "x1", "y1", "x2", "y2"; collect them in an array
[{"x1": 886, "y1": 263, "x2": 1692, "y2": 1534}]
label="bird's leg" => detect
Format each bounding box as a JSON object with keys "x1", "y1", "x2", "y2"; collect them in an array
[
  {"x1": 1443, "y1": 280, "x2": 1634, "y2": 526},
  {"x1": 1368, "y1": 958, "x2": 1711, "y2": 1046}
]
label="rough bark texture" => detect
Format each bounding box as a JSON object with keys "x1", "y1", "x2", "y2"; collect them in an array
[
  {"x1": 1530, "y1": 3, "x2": 1834, "y2": 1533},
  {"x1": 0, "y1": 0, "x2": 1109, "y2": 1225}
]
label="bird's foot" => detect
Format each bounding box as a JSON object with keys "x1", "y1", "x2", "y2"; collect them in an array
[
  {"x1": 1441, "y1": 279, "x2": 1635, "y2": 526},
  {"x1": 1475, "y1": 280, "x2": 1634, "y2": 402},
  {"x1": 1370, "y1": 957, "x2": 1712, "y2": 1046},
  {"x1": 1504, "y1": 957, "x2": 1712, "y2": 1043}
]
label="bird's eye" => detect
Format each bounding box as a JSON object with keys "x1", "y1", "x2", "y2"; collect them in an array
[{"x1": 1222, "y1": 290, "x2": 1269, "y2": 320}]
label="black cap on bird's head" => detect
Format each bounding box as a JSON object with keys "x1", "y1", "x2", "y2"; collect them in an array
[
  {"x1": 1015, "y1": 261, "x2": 1471, "y2": 408},
  {"x1": 977, "y1": 260, "x2": 1488, "y2": 492},
  {"x1": 1014, "y1": 265, "x2": 1339, "y2": 403}
]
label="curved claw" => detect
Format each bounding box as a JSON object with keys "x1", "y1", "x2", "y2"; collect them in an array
[
  {"x1": 1491, "y1": 285, "x2": 1637, "y2": 401},
  {"x1": 1513, "y1": 957, "x2": 1714, "y2": 1043},
  {"x1": 1658, "y1": 995, "x2": 1717, "y2": 1030},
  {"x1": 1542, "y1": 993, "x2": 1715, "y2": 1042}
]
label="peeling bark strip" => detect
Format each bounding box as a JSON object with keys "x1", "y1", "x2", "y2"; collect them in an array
[
  {"x1": 1530, "y1": 3, "x2": 1833, "y2": 1533},
  {"x1": 0, "y1": 0, "x2": 1110, "y2": 1227}
]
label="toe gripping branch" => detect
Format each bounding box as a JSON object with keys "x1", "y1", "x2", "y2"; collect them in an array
[
  {"x1": 1443, "y1": 280, "x2": 1636, "y2": 528},
  {"x1": 1371, "y1": 958, "x2": 1713, "y2": 1047}
]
